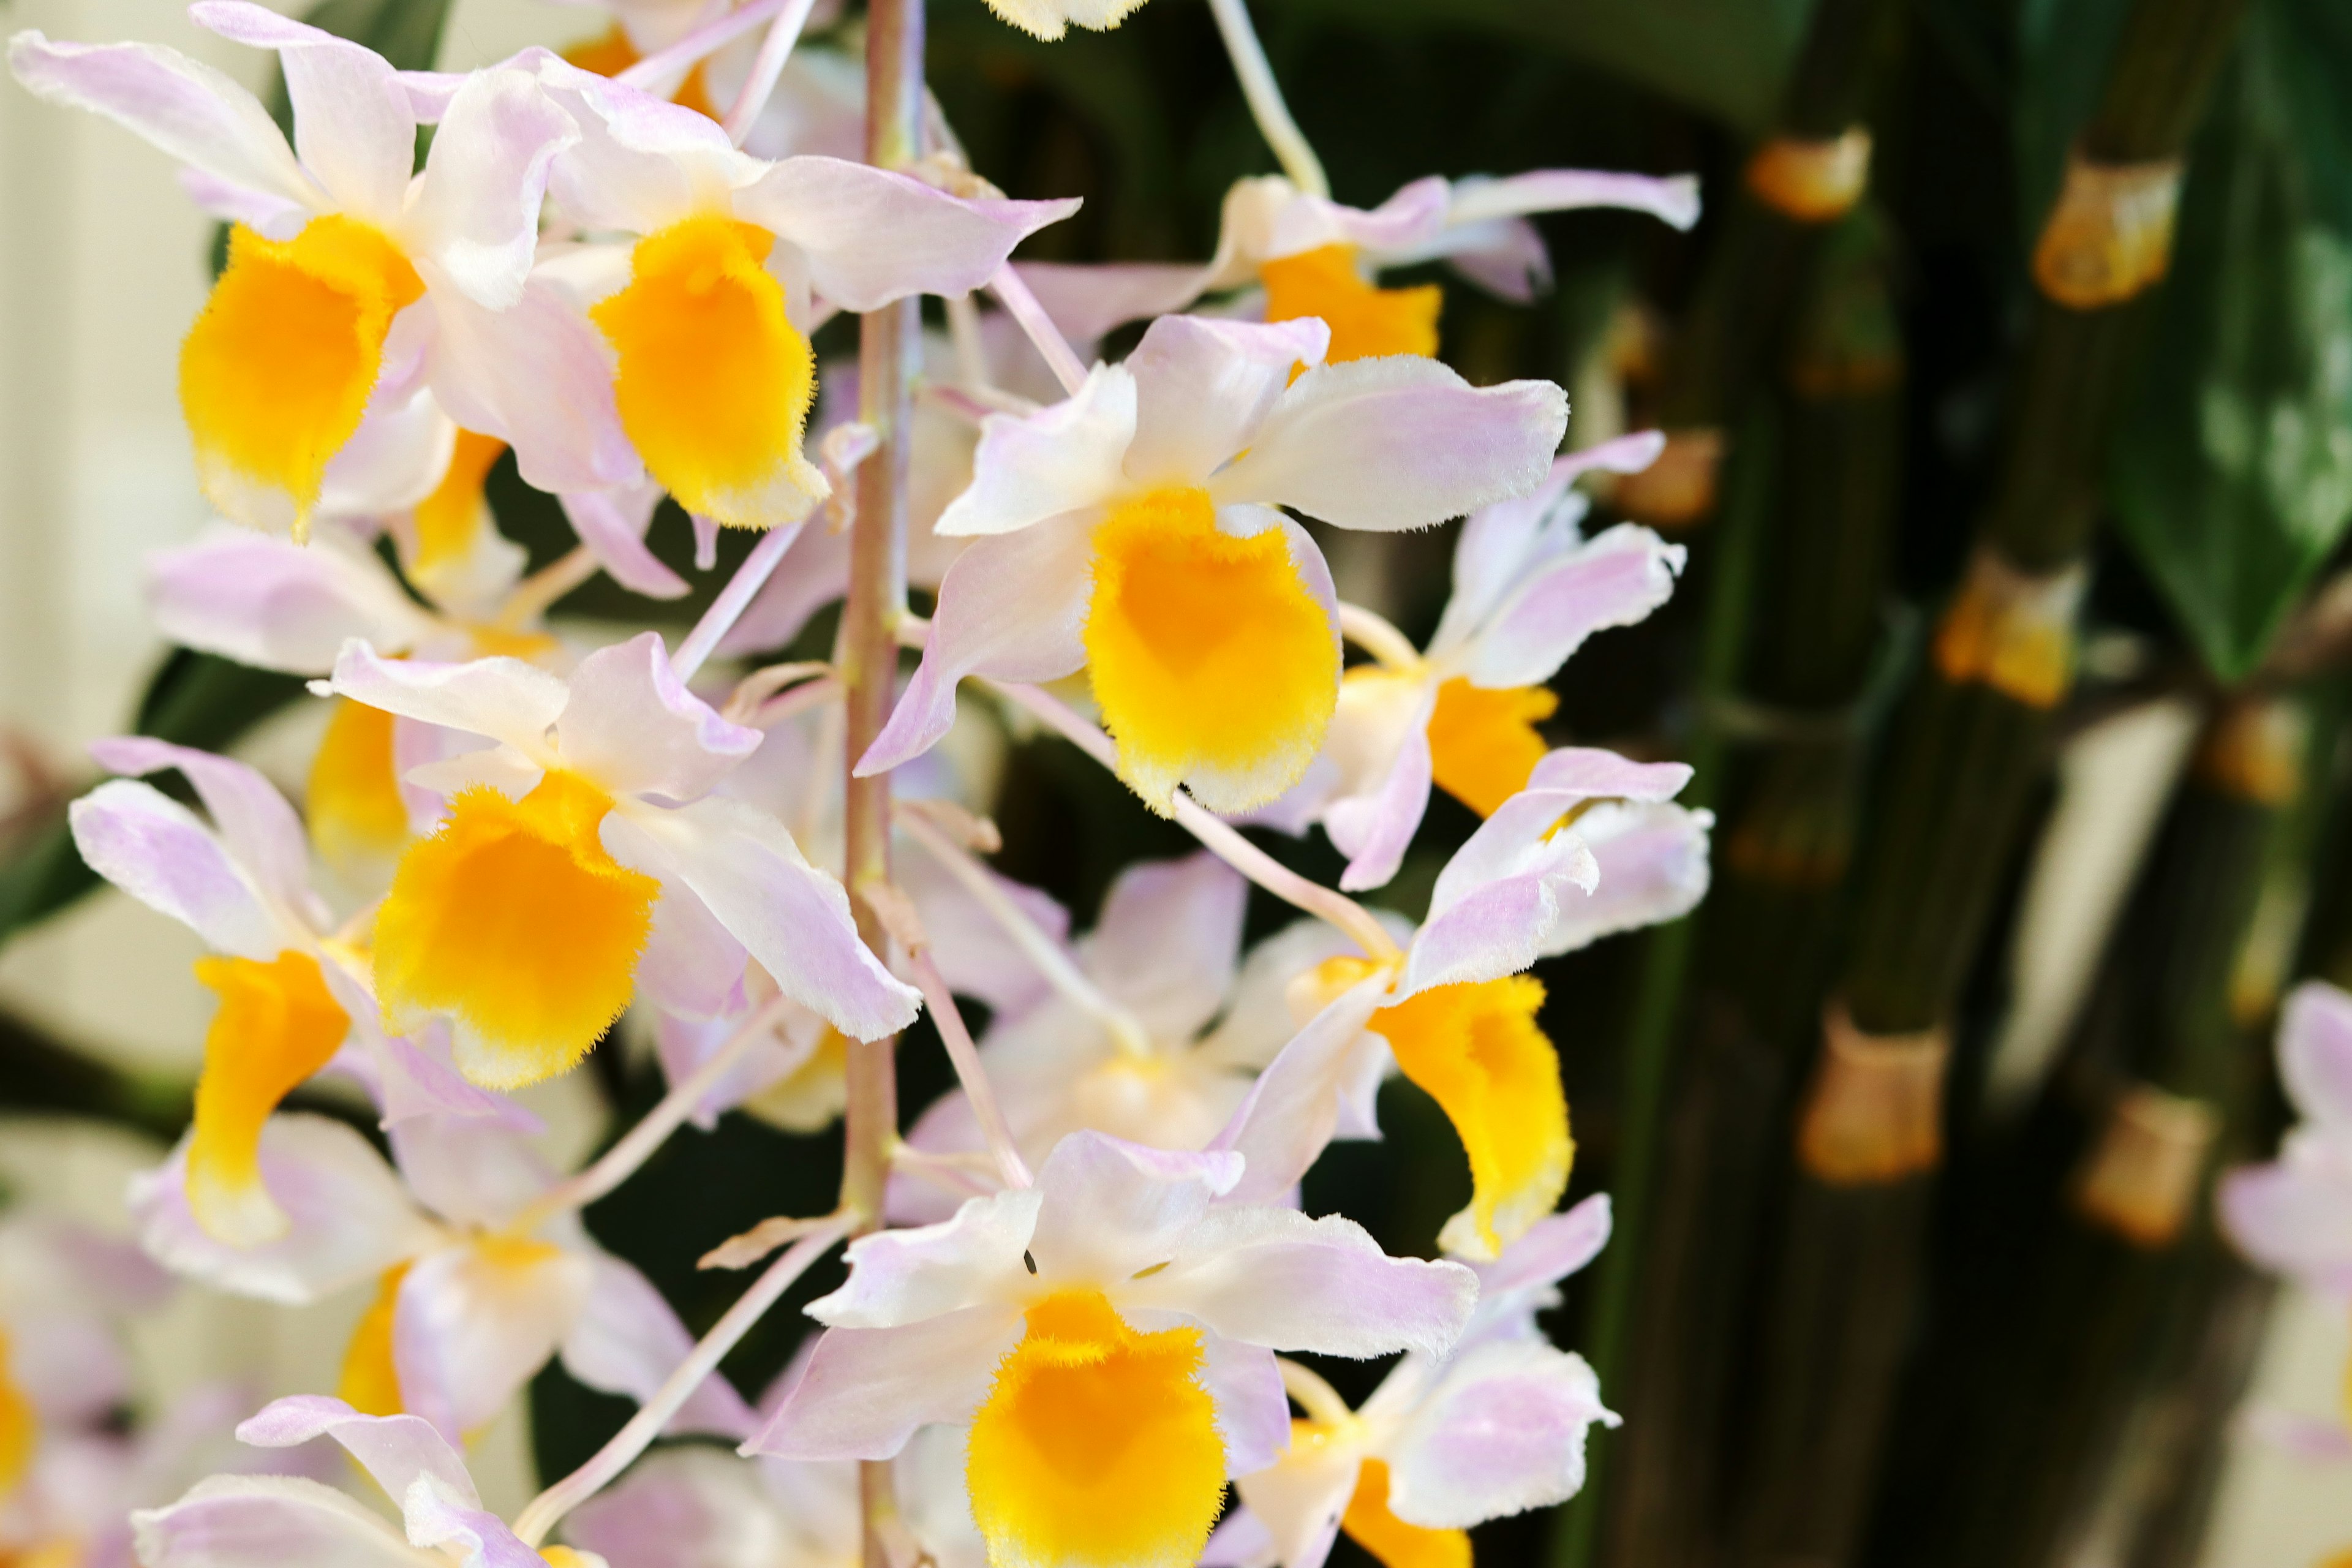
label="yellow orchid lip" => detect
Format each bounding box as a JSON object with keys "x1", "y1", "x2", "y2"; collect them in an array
[
  {"x1": 1260, "y1": 243, "x2": 1442, "y2": 366},
  {"x1": 1342, "y1": 1457, "x2": 1472, "y2": 1568},
  {"x1": 1425, "y1": 676, "x2": 1559, "y2": 818},
  {"x1": 967, "y1": 1289, "x2": 1227, "y2": 1568},
  {"x1": 187, "y1": 949, "x2": 353, "y2": 1246},
  {"x1": 182, "y1": 217, "x2": 424, "y2": 540},
  {"x1": 372, "y1": 770, "x2": 658, "y2": 1088},
  {"x1": 1084, "y1": 486, "x2": 1339, "y2": 815},
  {"x1": 590, "y1": 214, "x2": 826, "y2": 530},
  {"x1": 309, "y1": 698, "x2": 411, "y2": 874}
]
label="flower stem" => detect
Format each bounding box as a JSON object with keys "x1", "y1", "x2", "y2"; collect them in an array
[
  {"x1": 987, "y1": 679, "x2": 1402, "y2": 963},
  {"x1": 1335, "y1": 602, "x2": 1423, "y2": 672},
  {"x1": 987, "y1": 263, "x2": 1088, "y2": 396},
  {"x1": 1203, "y1": 0, "x2": 1329, "y2": 198},
  {"x1": 903, "y1": 946, "x2": 1033, "y2": 1190},
  {"x1": 722, "y1": 0, "x2": 822, "y2": 146},
  {"x1": 509, "y1": 1219, "x2": 849, "y2": 1547},
  {"x1": 673, "y1": 519, "x2": 809, "y2": 682},
  {"x1": 846, "y1": 0, "x2": 924, "y2": 1556}
]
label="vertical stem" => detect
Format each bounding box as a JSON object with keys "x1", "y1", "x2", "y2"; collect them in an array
[
  {"x1": 845, "y1": 0, "x2": 922, "y2": 1560},
  {"x1": 1204, "y1": 0, "x2": 1329, "y2": 198}
]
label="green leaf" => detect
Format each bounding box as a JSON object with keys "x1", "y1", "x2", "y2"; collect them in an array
[
  {"x1": 1278, "y1": 0, "x2": 1815, "y2": 132},
  {"x1": 2111, "y1": 0, "x2": 2352, "y2": 680},
  {"x1": 0, "y1": 653, "x2": 309, "y2": 948}
]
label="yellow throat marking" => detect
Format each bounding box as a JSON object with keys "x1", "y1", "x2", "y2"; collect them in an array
[
  {"x1": 1425, "y1": 676, "x2": 1558, "y2": 818},
  {"x1": 967, "y1": 1289, "x2": 1227, "y2": 1568},
  {"x1": 1261, "y1": 243, "x2": 1442, "y2": 366},
  {"x1": 187, "y1": 949, "x2": 352, "y2": 1246},
  {"x1": 182, "y1": 217, "x2": 424, "y2": 538},
  {"x1": 373, "y1": 769, "x2": 657, "y2": 1088}
]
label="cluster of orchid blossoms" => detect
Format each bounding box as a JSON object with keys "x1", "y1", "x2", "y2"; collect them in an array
[{"x1": 4, "y1": 0, "x2": 1721, "y2": 1561}]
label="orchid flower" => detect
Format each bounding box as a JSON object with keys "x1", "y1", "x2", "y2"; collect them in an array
[
  {"x1": 69, "y1": 739, "x2": 522, "y2": 1246},
  {"x1": 1223, "y1": 1196, "x2": 1619, "y2": 1568},
  {"x1": 2221, "y1": 982, "x2": 2352, "y2": 1296},
  {"x1": 132, "y1": 1111, "x2": 755, "y2": 1443},
  {"x1": 861, "y1": 312, "x2": 1567, "y2": 813},
  {"x1": 1213, "y1": 750, "x2": 1703, "y2": 1261},
  {"x1": 1292, "y1": 436, "x2": 1700, "y2": 892},
  {"x1": 892, "y1": 853, "x2": 1395, "y2": 1216},
  {"x1": 8, "y1": 3, "x2": 577, "y2": 538},
  {"x1": 135, "y1": 1395, "x2": 608, "y2": 1568},
  {"x1": 753, "y1": 1131, "x2": 1477, "y2": 1568},
  {"x1": 318, "y1": 631, "x2": 919, "y2": 1087},
  {"x1": 502, "y1": 58, "x2": 1074, "y2": 530},
  {"x1": 1020, "y1": 170, "x2": 1700, "y2": 362}
]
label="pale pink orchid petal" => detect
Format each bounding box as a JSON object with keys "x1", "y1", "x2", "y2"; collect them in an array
[
  {"x1": 325, "y1": 641, "x2": 570, "y2": 758},
  {"x1": 734, "y1": 158, "x2": 1079, "y2": 312},
  {"x1": 653, "y1": 1005, "x2": 823, "y2": 1129},
  {"x1": 1209, "y1": 976, "x2": 1392, "y2": 1206},
  {"x1": 392, "y1": 1235, "x2": 595, "y2": 1439},
  {"x1": 2279, "y1": 981, "x2": 2352, "y2": 1134},
  {"x1": 1382, "y1": 1340, "x2": 1617, "y2": 1528},
  {"x1": 1199, "y1": 1335, "x2": 1291, "y2": 1477},
  {"x1": 401, "y1": 64, "x2": 576, "y2": 310},
  {"x1": 235, "y1": 1395, "x2": 478, "y2": 1509},
  {"x1": 1270, "y1": 175, "x2": 1452, "y2": 259},
  {"x1": 858, "y1": 513, "x2": 1094, "y2": 774},
  {"x1": 318, "y1": 380, "x2": 459, "y2": 522},
  {"x1": 638, "y1": 885, "x2": 752, "y2": 1022},
  {"x1": 895, "y1": 842, "x2": 1067, "y2": 1016},
  {"x1": 399, "y1": 1479, "x2": 546, "y2": 1568},
  {"x1": 176, "y1": 164, "x2": 308, "y2": 238},
  {"x1": 1325, "y1": 681, "x2": 1439, "y2": 894},
  {"x1": 1120, "y1": 315, "x2": 1328, "y2": 490},
  {"x1": 7, "y1": 1312, "x2": 134, "y2": 1427},
  {"x1": 1541, "y1": 801, "x2": 1713, "y2": 957},
  {"x1": 934, "y1": 368, "x2": 1135, "y2": 538},
  {"x1": 1201, "y1": 1509, "x2": 1287, "y2": 1568},
  {"x1": 1199, "y1": 917, "x2": 1390, "y2": 1072},
  {"x1": 1444, "y1": 168, "x2": 1703, "y2": 234},
  {"x1": 1231, "y1": 1434, "x2": 1357, "y2": 1568},
  {"x1": 1080, "y1": 853, "x2": 1249, "y2": 1041},
  {"x1": 560, "y1": 1253, "x2": 760, "y2": 1440},
  {"x1": 749, "y1": 1306, "x2": 1022, "y2": 1461},
  {"x1": 383, "y1": 1114, "x2": 557, "y2": 1229},
  {"x1": 1125, "y1": 1204, "x2": 1476, "y2": 1359},
  {"x1": 536, "y1": 59, "x2": 750, "y2": 234},
  {"x1": 1466, "y1": 524, "x2": 1687, "y2": 690},
  {"x1": 599, "y1": 796, "x2": 923, "y2": 1041},
  {"x1": 88, "y1": 738, "x2": 318, "y2": 927},
  {"x1": 369, "y1": 1025, "x2": 542, "y2": 1130},
  {"x1": 1401, "y1": 778, "x2": 1628, "y2": 998},
  {"x1": 1013, "y1": 259, "x2": 1219, "y2": 344},
  {"x1": 5, "y1": 32, "x2": 321, "y2": 217},
  {"x1": 554, "y1": 633, "x2": 761, "y2": 804},
  {"x1": 1474, "y1": 1193, "x2": 1613, "y2": 1304},
  {"x1": 69, "y1": 781, "x2": 281, "y2": 960},
  {"x1": 131, "y1": 1474, "x2": 436, "y2": 1568},
  {"x1": 2219, "y1": 1153, "x2": 2352, "y2": 1294},
  {"x1": 190, "y1": 1, "x2": 413, "y2": 227},
  {"x1": 1434, "y1": 215, "x2": 1553, "y2": 302},
  {"x1": 561, "y1": 484, "x2": 691, "y2": 600},
  {"x1": 1527, "y1": 747, "x2": 1695, "y2": 802},
  {"x1": 129, "y1": 1115, "x2": 437, "y2": 1306},
  {"x1": 1212, "y1": 358, "x2": 1568, "y2": 533},
  {"x1": 567, "y1": 1448, "x2": 854, "y2": 1568},
  {"x1": 806, "y1": 1189, "x2": 1044, "y2": 1330},
  {"x1": 427, "y1": 273, "x2": 643, "y2": 495},
  {"x1": 1025, "y1": 1134, "x2": 1246, "y2": 1284}
]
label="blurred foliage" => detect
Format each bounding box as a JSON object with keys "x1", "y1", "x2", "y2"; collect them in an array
[{"x1": 2113, "y1": 0, "x2": 2352, "y2": 678}]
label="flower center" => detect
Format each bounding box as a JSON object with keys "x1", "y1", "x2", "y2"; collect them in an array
[
  {"x1": 410, "y1": 429, "x2": 508, "y2": 582},
  {"x1": 1366, "y1": 973, "x2": 1571, "y2": 1259},
  {"x1": 967, "y1": 1289, "x2": 1227, "y2": 1568},
  {"x1": 590, "y1": 215, "x2": 824, "y2": 529},
  {"x1": 1259, "y1": 244, "x2": 1441, "y2": 365},
  {"x1": 181, "y1": 217, "x2": 424, "y2": 538},
  {"x1": 1084, "y1": 486, "x2": 1338, "y2": 814},
  {"x1": 373, "y1": 769, "x2": 658, "y2": 1087},
  {"x1": 1341, "y1": 1458, "x2": 1472, "y2": 1568},
  {"x1": 187, "y1": 950, "x2": 352, "y2": 1246},
  {"x1": 309, "y1": 698, "x2": 410, "y2": 873},
  {"x1": 1425, "y1": 676, "x2": 1558, "y2": 818}
]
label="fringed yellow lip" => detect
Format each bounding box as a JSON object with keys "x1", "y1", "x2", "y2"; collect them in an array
[
  {"x1": 1261, "y1": 243, "x2": 1441, "y2": 366},
  {"x1": 373, "y1": 770, "x2": 658, "y2": 1088},
  {"x1": 1084, "y1": 486, "x2": 1338, "y2": 814},
  {"x1": 182, "y1": 217, "x2": 424, "y2": 540},
  {"x1": 187, "y1": 949, "x2": 352, "y2": 1246},
  {"x1": 967, "y1": 1289, "x2": 1227, "y2": 1568},
  {"x1": 591, "y1": 215, "x2": 826, "y2": 530},
  {"x1": 1425, "y1": 676, "x2": 1558, "y2": 818}
]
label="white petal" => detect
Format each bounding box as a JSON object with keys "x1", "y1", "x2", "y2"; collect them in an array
[
  {"x1": 133, "y1": 1474, "x2": 435, "y2": 1568},
  {"x1": 1120, "y1": 315, "x2": 1327, "y2": 490},
  {"x1": 935, "y1": 368, "x2": 1134, "y2": 538},
  {"x1": 748, "y1": 1308, "x2": 1021, "y2": 1461},
  {"x1": 424, "y1": 270, "x2": 642, "y2": 495},
  {"x1": 554, "y1": 632, "x2": 760, "y2": 802},
  {"x1": 1028, "y1": 1133, "x2": 1242, "y2": 1284},
  {"x1": 193, "y1": 1, "x2": 414, "y2": 225},
  {"x1": 1208, "y1": 978, "x2": 1392, "y2": 1205},
  {"x1": 325, "y1": 641, "x2": 570, "y2": 757},
  {"x1": 807, "y1": 1189, "x2": 1041, "y2": 1329},
  {"x1": 68, "y1": 780, "x2": 279, "y2": 959},
  {"x1": 1214, "y1": 357, "x2": 1567, "y2": 532},
  {"x1": 2279, "y1": 982, "x2": 2352, "y2": 1136},
  {"x1": 1463, "y1": 523, "x2": 1685, "y2": 689},
  {"x1": 1080, "y1": 853, "x2": 1248, "y2": 1041},
  {"x1": 560, "y1": 1252, "x2": 758, "y2": 1439},
  {"x1": 236, "y1": 1395, "x2": 479, "y2": 1508},
  {"x1": 393, "y1": 1235, "x2": 594, "y2": 1437},
  {"x1": 129, "y1": 1115, "x2": 435, "y2": 1305},
  {"x1": 402, "y1": 65, "x2": 575, "y2": 309},
  {"x1": 86, "y1": 738, "x2": 317, "y2": 930},
  {"x1": 600, "y1": 797, "x2": 921, "y2": 1041},
  {"x1": 1232, "y1": 1436, "x2": 1358, "y2": 1568},
  {"x1": 1384, "y1": 1341, "x2": 1617, "y2": 1527},
  {"x1": 1538, "y1": 802, "x2": 1712, "y2": 956}
]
